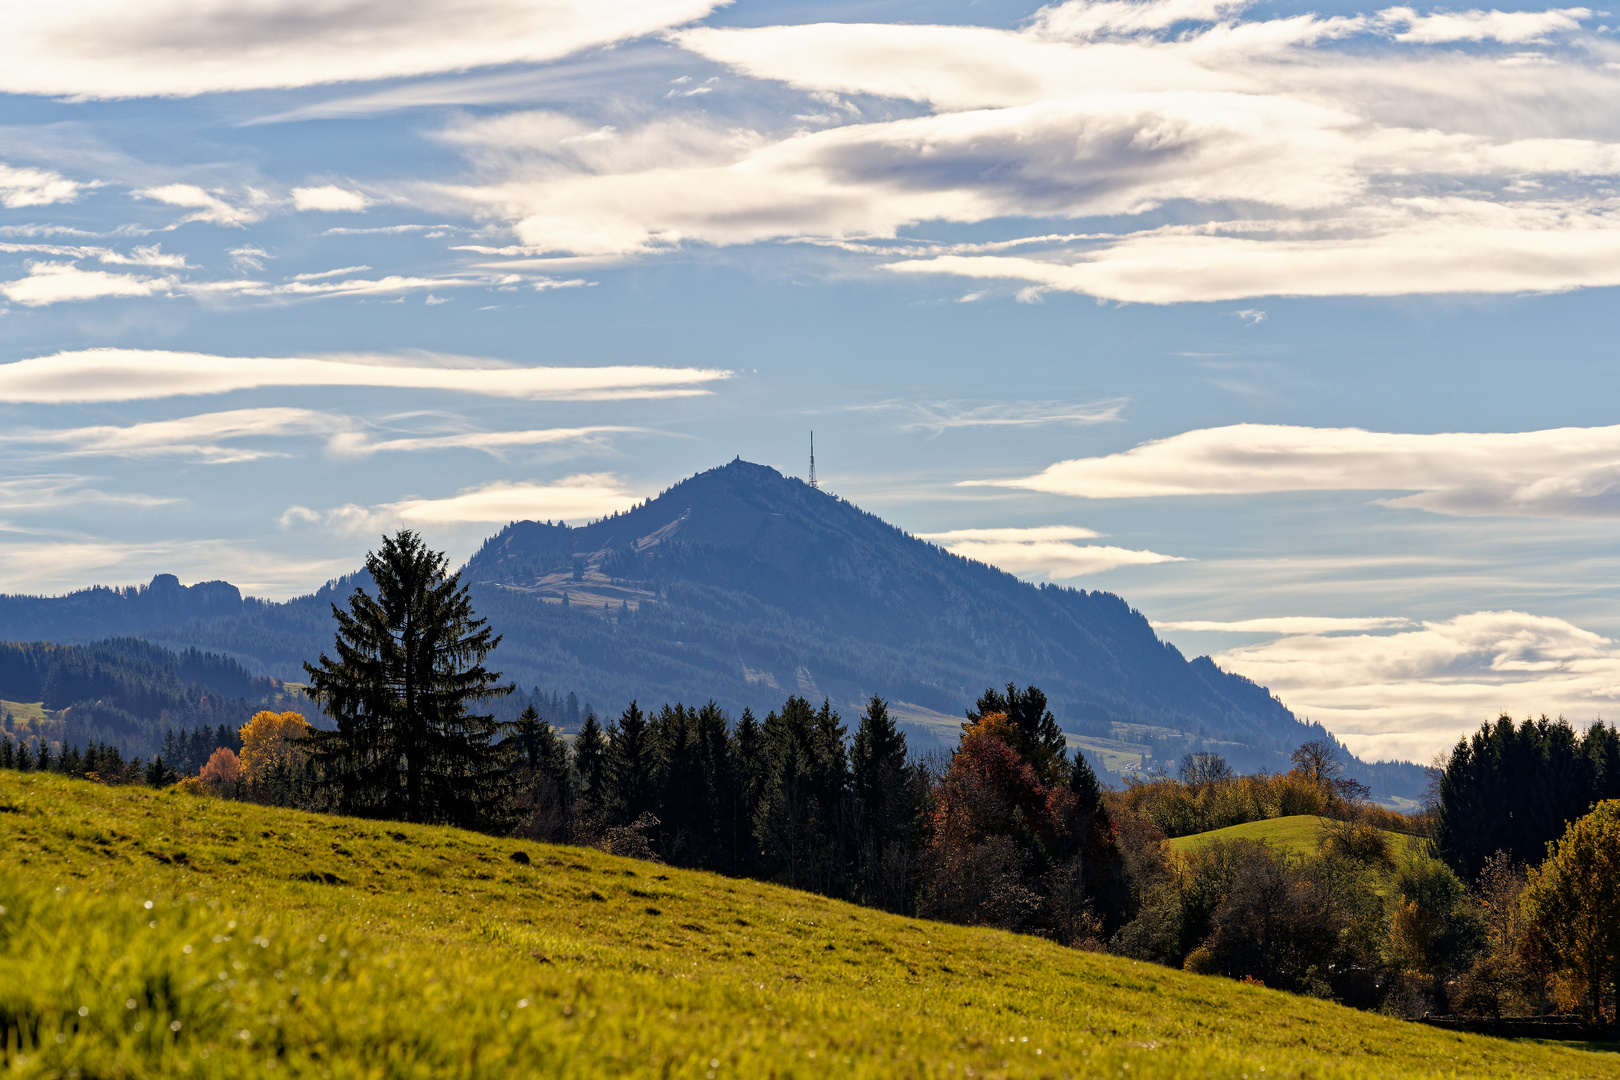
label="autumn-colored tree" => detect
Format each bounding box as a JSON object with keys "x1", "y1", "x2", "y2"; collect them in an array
[
  {"x1": 924, "y1": 713, "x2": 1078, "y2": 930},
  {"x1": 239, "y1": 710, "x2": 313, "y2": 781},
  {"x1": 199, "y1": 746, "x2": 244, "y2": 796},
  {"x1": 1519, "y1": 799, "x2": 1620, "y2": 1020}
]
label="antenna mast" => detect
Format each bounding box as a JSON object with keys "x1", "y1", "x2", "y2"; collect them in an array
[{"x1": 808, "y1": 431, "x2": 819, "y2": 489}]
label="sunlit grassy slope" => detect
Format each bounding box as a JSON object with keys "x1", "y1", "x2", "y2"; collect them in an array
[
  {"x1": 1167, "y1": 815, "x2": 1426, "y2": 860},
  {"x1": 2, "y1": 775, "x2": 1612, "y2": 1079}
]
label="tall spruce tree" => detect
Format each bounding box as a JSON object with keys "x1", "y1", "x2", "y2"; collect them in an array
[
  {"x1": 573, "y1": 710, "x2": 607, "y2": 804},
  {"x1": 304, "y1": 529, "x2": 513, "y2": 829},
  {"x1": 851, "y1": 696, "x2": 919, "y2": 910}
]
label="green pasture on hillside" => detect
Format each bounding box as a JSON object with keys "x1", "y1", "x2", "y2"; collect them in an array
[
  {"x1": 1167, "y1": 815, "x2": 1427, "y2": 861},
  {"x1": 1, "y1": 773, "x2": 1613, "y2": 1079}
]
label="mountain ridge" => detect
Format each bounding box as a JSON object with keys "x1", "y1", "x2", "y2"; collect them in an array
[{"x1": 0, "y1": 459, "x2": 1426, "y2": 795}]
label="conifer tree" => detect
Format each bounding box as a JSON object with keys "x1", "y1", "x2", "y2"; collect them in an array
[
  {"x1": 0, "y1": 736, "x2": 12, "y2": 770},
  {"x1": 573, "y1": 710, "x2": 607, "y2": 803},
  {"x1": 304, "y1": 529, "x2": 514, "y2": 829},
  {"x1": 851, "y1": 696, "x2": 919, "y2": 909},
  {"x1": 606, "y1": 700, "x2": 658, "y2": 824},
  {"x1": 15, "y1": 740, "x2": 31, "y2": 772},
  {"x1": 512, "y1": 703, "x2": 572, "y2": 834}
]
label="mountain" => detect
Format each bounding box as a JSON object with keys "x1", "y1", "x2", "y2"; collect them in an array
[{"x1": 0, "y1": 460, "x2": 1427, "y2": 795}]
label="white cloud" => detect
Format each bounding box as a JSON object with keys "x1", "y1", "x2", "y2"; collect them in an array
[
  {"x1": 0, "y1": 163, "x2": 82, "y2": 208},
  {"x1": 978, "y1": 422, "x2": 1620, "y2": 519},
  {"x1": 0, "y1": 407, "x2": 643, "y2": 463},
  {"x1": 857, "y1": 398, "x2": 1126, "y2": 434},
  {"x1": 917, "y1": 523, "x2": 1184, "y2": 578},
  {"x1": 412, "y1": 8, "x2": 1620, "y2": 298},
  {"x1": 917, "y1": 525, "x2": 1103, "y2": 542},
  {"x1": 0, "y1": 474, "x2": 179, "y2": 515},
  {"x1": 287, "y1": 474, "x2": 641, "y2": 534},
  {"x1": 1212, "y1": 610, "x2": 1620, "y2": 761},
  {"x1": 1379, "y1": 5, "x2": 1590, "y2": 43},
  {"x1": 1155, "y1": 615, "x2": 1415, "y2": 633},
  {"x1": 327, "y1": 424, "x2": 640, "y2": 457},
  {"x1": 0, "y1": 261, "x2": 172, "y2": 306},
  {"x1": 134, "y1": 184, "x2": 267, "y2": 228},
  {"x1": 0, "y1": 241, "x2": 187, "y2": 267},
  {"x1": 289, "y1": 266, "x2": 371, "y2": 281},
  {"x1": 0, "y1": 348, "x2": 730, "y2": 404},
  {"x1": 0, "y1": 0, "x2": 726, "y2": 98},
  {"x1": 229, "y1": 245, "x2": 271, "y2": 272},
  {"x1": 291, "y1": 185, "x2": 371, "y2": 212}
]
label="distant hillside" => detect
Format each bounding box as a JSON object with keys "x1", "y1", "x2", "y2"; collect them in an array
[
  {"x1": 0, "y1": 637, "x2": 305, "y2": 759},
  {"x1": 0, "y1": 459, "x2": 1429, "y2": 796}
]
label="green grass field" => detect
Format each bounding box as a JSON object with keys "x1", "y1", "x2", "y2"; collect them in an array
[
  {"x1": 2, "y1": 773, "x2": 1614, "y2": 1079},
  {"x1": 1166, "y1": 815, "x2": 1427, "y2": 861}
]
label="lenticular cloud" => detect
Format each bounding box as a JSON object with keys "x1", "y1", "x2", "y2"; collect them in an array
[
  {"x1": 979, "y1": 422, "x2": 1620, "y2": 520},
  {"x1": 0, "y1": 349, "x2": 730, "y2": 404}
]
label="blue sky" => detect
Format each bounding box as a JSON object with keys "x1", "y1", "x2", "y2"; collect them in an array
[{"x1": 3, "y1": 0, "x2": 1620, "y2": 761}]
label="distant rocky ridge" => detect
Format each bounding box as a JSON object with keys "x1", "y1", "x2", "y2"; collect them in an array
[{"x1": 0, "y1": 460, "x2": 1429, "y2": 797}]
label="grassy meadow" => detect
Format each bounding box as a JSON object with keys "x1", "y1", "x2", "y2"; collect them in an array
[
  {"x1": 1165, "y1": 815, "x2": 1426, "y2": 860},
  {"x1": 2, "y1": 772, "x2": 1615, "y2": 1079}
]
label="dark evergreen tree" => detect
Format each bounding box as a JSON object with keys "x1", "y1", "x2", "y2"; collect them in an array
[
  {"x1": 510, "y1": 704, "x2": 573, "y2": 841},
  {"x1": 605, "y1": 700, "x2": 658, "y2": 824},
  {"x1": 573, "y1": 710, "x2": 607, "y2": 804},
  {"x1": 160, "y1": 728, "x2": 179, "y2": 768},
  {"x1": 731, "y1": 707, "x2": 766, "y2": 872},
  {"x1": 0, "y1": 736, "x2": 12, "y2": 769},
  {"x1": 145, "y1": 755, "x2": 175, "y2": 787},
  {"x1": 15, "y1": 739, "x2": 32, "y2": 772},
  {"x1": 35, "y1": 740, "x2": 54, "y2": 773},
  {"x1": 304, "y1": 529, "x2": 514, "y2": 829},
  {"x1": 186, "y1": 727, "x2": 210, "y2": 773},
  {"x1": 850, "y1": 696, "x2": 920, "y2": 910}
]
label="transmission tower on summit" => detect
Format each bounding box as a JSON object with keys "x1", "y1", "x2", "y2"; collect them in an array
[{"x1": 808, "y1": 431, "x2": 818, "y2": 489}]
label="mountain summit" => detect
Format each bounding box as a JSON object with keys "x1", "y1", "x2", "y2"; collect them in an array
[{"x1": 460, "y1": 460, "x2": 1318, "y2": 769}]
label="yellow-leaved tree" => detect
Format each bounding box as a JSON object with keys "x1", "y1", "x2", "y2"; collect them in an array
[
  {"x1": 1519, "y1": 799, "x2": 1620, "y2": 1020},
  {"x1": 239, "y1": 710, "x2": 313, "y2": 783}
]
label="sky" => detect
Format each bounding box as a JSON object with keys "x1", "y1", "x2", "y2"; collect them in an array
[{"x1": 4, "y1": 0, "x2": 1620, "y2": 763}]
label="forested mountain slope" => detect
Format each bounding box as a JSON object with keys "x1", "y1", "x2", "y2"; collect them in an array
[{"x1": 0, "y1": 460, "x2": 1425, "y2": 792}]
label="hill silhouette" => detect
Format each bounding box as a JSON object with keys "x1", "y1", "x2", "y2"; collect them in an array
[{"x1": 0, "y1": 459, "x2": 1425, "y2": 793}]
